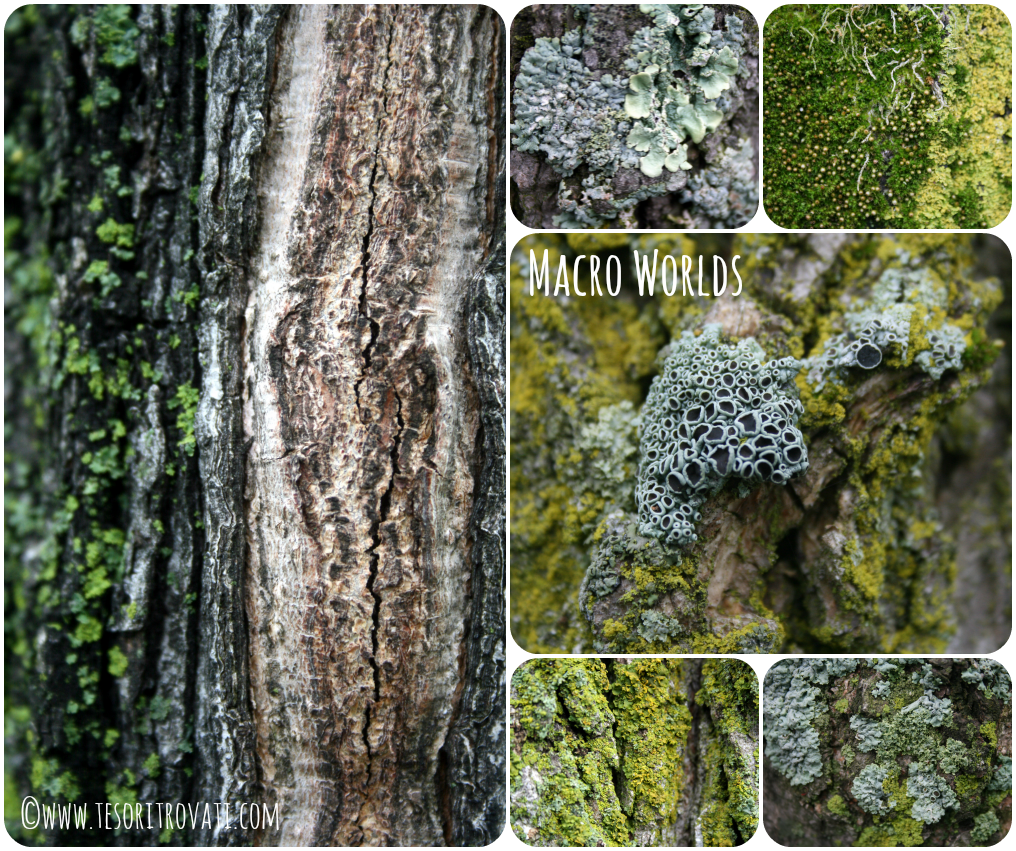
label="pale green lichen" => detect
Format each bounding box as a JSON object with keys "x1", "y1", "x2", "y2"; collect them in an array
[
  {"x1": 850, "y1": 715, "x2": 883, "y2": 752},
  {"x1": 511, "y1": 5, "x2": 756, "y2": 227},
  {"x1": 679, "y1": 137, "x2": 757, "y2": 225},
  {"x1": 763, "y1": 659, "x2": 858, "y2": 786},
  {"x1": 804, "y1": 265, "x2": 967, "y2": 389},
  {"x1": 906, "y1": 762, "x2": 958, "y2": 824},
  {"x1": 622, "y1": 4, "x2": 746, "y2": 177},
  {"x1": 971, "y1": 810, "x2": 1001, "y2": 845},
  {"x1": 765, "y1": 659, "x2": 1012, "y2": 846},
  {"x1": 853, "y1": 764, "x2": 893, "y2": 814},
  {"x1": 960, "y1": 660, "x2": 1012, "y2": 700}
]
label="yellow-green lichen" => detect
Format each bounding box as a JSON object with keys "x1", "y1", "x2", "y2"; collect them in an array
[
  {"x1": 980, "y1": 722, "x2": 997, "y2": 749},
  {"x1": 511, "y1": 659, "x2": 698, "y2": 846},
  {"x1": 612, "y1": 660, "x2": 693, "y2": 836},
  {"x1": 827, "y1": 793, "x2": 849, "y2": 817},
  {"x1": 511, "y1": 234, "x2": 667, "y2": 652},
  {"x1": 697, "y1": 659, "x2": 759, "y2": 841},
  {"x1": 513, "y1": 233, "x2": 1005, "y2": 655}
]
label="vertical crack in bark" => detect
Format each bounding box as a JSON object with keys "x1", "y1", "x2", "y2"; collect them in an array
[
  {"x1": 603, "y1": 659, "x2": 629, "y2": 823},
  {"x1": 354, "y1": 12, "x2": 398, "y2": 829},
  {"x1": 353, "y1": 15, "x2": 395, "y2": 412}
]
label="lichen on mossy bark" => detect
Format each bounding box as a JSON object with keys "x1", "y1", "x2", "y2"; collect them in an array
[
  {"x1": 510, "y1": 658, "x2": 758, "y2": 846},
  {"x1": 510, "y1": 232, "x2": 1009, "y2": 655}
]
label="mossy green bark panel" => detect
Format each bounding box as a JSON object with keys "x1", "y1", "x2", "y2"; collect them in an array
[
  {"x1": 698, "y1": 659, "x2": 761, "y2": 841},
  {"x1": 510, "y1": 658, "x2": 757, "y2": 846},
  {"x1": 763, "y1": 4, "x2": 1011, "y2": 228}
]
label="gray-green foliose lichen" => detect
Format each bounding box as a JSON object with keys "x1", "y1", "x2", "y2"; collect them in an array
[
  {"x1": 679, "y1": 137, "x2": 757, "y2": 225},
  {"x1": 853, "y1": 763, "x2": 893, "y2": 814},
  {"x1": 765, "y1": 659, "x2": 1012, "y2": 844},
  {"x1": 636, "y1": 324, "x2": 807, "y2": 546},
  {"x1": 906, "y1": 761, "x2": 959, "y2": 824},
  {"x1": 762, "y1": 659, "x2": 859, "y2": 786},
  {"x1": 511, "y1": 4, "x2": 755, "y2": 227},
  {"x1": 803, "y1": 265, "x2": 967, "y2": 389},
  {"x1": 961, "y1": 659, "x2": 1012, "y2": 700}
]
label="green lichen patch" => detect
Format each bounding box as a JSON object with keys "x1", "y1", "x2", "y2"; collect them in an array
[
  {"x1": 747, "y1": 234, "x2": 1004, "y2": 653},
  {"x1": 763, "y1": 658, "x2": 1012, "y2": 846},
  {"x1": 511, "y1": 5, "x2": 758, "y2": 228},
  {"x1": 697, "y1": 659, "x2": 760, "y2": 841},
  {"x1": 511, "y1": 658, "x2": 757, "y2": 846},
  {"x1": 510, "y1": 234, "x2": 669, "y2": 653},
  {"x1": 5, "y1": 6, "x2": 209, "y2": 840},
  {"x1": 612, "y1": 660, "x2": 693, "y2": 836},
  {"x1": 511, "y1": 233, "x2": 1007, "y2": 656}
]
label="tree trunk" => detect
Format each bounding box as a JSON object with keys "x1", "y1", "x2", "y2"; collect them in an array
[
  {"x1": 4, "y1": 5, "x2": 505, "y2": 845},
  {"x1": 509, "y1": 658, "x2": 759, "y2": 846}
]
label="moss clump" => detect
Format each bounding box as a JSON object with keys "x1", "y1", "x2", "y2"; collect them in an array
[
  {"x1": 71, "y1": 5, "x2": 140, "y2": 69},
  {"x1": 764, "y1": 5, "x2": 1011, "y2": 228},
  {"x1": 168, "y1": 382, "x2": 200, "y2": 456}
]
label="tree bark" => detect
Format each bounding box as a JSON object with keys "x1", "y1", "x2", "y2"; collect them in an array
[
  {"x1": 509, "y1": 233, "x2": 1009, "y2": 656},
  {"x1": 5, "y1": 5, "x2": 505, "y2": 846},
  {"x1": 763, "y1": 659, "x2": 1012, "y2": 846},
  {"x1": 509, "y1": 658, "x2": 759, "y2": 846}
]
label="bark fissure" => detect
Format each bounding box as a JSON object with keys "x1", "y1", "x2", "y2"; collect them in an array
[
  {"x1": 353, "y1": 18, "x2": 393, "y2": 394},
  {"x1": 352, "y1": 19, "x2": 398, "y2": 830}
]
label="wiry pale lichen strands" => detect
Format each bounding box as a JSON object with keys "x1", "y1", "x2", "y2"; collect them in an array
[
  {"x1": 194, "y1": 6, "x2": 283, "y2": 841},
  {"x1": 242, "y1": 6, "x2": 500, "y2": 845}
]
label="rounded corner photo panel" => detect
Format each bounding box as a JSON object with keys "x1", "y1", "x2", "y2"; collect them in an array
[{"x1": 509, "y1": 232, "x2": 1011, "y2": 656}]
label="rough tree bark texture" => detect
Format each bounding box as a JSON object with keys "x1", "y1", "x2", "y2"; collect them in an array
[
  {"x1": 240, "y1": 6, "x2": 503, "y2": 845},
  {"x1": 509, "y1": 233, "x2": 1009, "y2": 656},
  {"x1": 763, "y1": 659, "x2": 1012, "y2": 846},
  {"x1": 5, "y1": 5, "x2": 505, "y2": 846},
  {"x1": 509, "y1": 658, "x2": 759, "y2": 847}
]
